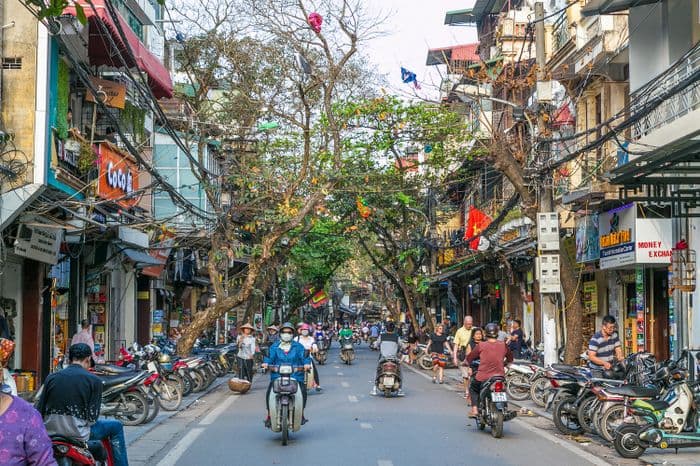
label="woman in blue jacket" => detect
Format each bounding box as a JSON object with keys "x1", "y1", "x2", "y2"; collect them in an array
[{"x1": 262, "y1": 322, "x2": 311, "y2": 426}]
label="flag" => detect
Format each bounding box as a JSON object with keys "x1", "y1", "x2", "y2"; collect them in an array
[
  {"x1": 465, "y1": 205, "x2": 491, "y2": 250},
  {"x1": 310, "y1": 289, "x2": 329, "y2": 308},
  {"x1": 400, "y1": 67, "x2": 421, "y2": 89},
  {"x1": 308, "y1": 12, "x2": 323, "y2": 33}
]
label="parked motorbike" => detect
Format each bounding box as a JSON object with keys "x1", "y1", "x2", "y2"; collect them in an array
[
  {"x1": 267, "y1": 365, "x2": 307, "y2": 446},
  {"x1": 505, "y1": 362, "x2": 538, "y2": 401},
  {"x1": 614, "y1": 353, "x2": 700, "y2": 458},
  {"x1": 339, "y1": 337, "x2": 355, "y2": 365},
  {"x1": 474, "y1": 376, "x2": 517, "y2": 438},
  {"x1": 95, "y1": 370, "x2": 150, "y2": 426}
]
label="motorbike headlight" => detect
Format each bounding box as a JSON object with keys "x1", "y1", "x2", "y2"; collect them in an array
[{"x1": 279, "y1": 365, "x2": 293, "y2": 375}]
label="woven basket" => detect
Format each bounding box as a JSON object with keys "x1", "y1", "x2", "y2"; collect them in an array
[{"x1": 228, "y1": 378, "x2": 251, "y2": 393}]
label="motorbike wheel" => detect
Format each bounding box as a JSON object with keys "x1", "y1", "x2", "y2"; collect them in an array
[
  {"x1": 115, "y1": 391, "x2": 149, "y2": 426},
  {"x1": 281, "y1": 404, "x2": 289, "y2": 446},
  {"x1": 168, "y1": 374, "x2": 186, "y2": 396},
  {"x1": 419, "y1": 356, "x2": 433, "y2": 371},
  {"x1": 190, "y1": 369, "x2": 205, "y2": 392},
  {"x1": 505, "y1": 374, "x2": 531, "y2": 401},
  {"x1": 157, "y1": 379, "x2": 183, "y2": 411},
  {"x1": 491, "y1": 408, "x2": 504, "y2": 439},
  {"x1": 529, "y1": 377, "x2": 549, "y2": 407},
  {"x1": 577, "y1": 396, "x2": 598, "y2": 434},
  {"x1": 144, "y1": 391, "x2": 160, "y2": 424},
  {"x1": 599, "y1": 404, "x2": 626, "y2": 443},
  {"x1": 180, "y1": 372, "x2": 193, "y2": 397},
  {"x1": 553, "y1": 396, "x2": 583, "y2": 435},
  {"x1": 613, "y1": 424, "x2": 646, "y2": 459}
]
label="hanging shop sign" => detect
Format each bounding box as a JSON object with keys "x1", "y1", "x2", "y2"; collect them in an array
[
  {"x1": 85, "y1": 77, "x2": 126, "y2": 109},
  {"x1": 599, "y1": 204, "x2": 672, "y2": 269},
  {"x1": 141, "y1": 229, "x2": 176, "y2": 278},
  {"x1": 582, "y1": 281, "x2": 598, "y2": 316},
  {"x1": 97, "y1": 144, "x2": 139, "y2": 208},
  {"x1": 575, "y1": 214, "x2": 600, "y2": 263},
  {"x1": 14, "y1": 221, "x2": 63, "y2": 264}
]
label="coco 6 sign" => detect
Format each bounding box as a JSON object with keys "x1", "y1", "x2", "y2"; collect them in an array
[{"x1": 98, "y1": 143, "x2": 139, "y2": 208}]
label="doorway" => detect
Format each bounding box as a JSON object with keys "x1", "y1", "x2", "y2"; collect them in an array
[{"x1": 651, "y1": 269, "x2": 669, "y2": 361}]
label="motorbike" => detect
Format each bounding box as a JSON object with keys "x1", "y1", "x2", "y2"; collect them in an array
[
  {"x1": 51, "y1": 435, "x2": 112, "y2": 466},
  {"x1": 368, "y1": 336, "x2": 379, "y2": 351},
  {"x1": 339, "y1": 337, "x2": 355, "y2": 365},
  {"x1": 375, "y1": 357, "x2": 402, "y2": 397},
  {"x1": 95, "y1": 370, "x2": 150, "y2": 426},
  {"x1": 474, "y1": 376, "x2": 517, "y2": 438},
  {"x1": 614, "y1": 355, "x2": 700, "y2": 458},
  {"x1": 505, "y1": 362, "x2": 538, "y2": 401},
  {"x1": 267, "y1": 365, "x2": 307, "y2": 446}
]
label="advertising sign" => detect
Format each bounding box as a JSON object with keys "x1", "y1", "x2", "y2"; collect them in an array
[
  {"x1": 599, "y1": 204, "x2": 636, "y2": 269},
  {"x1": 634, "y1": 218, "x2": 672, "y2": 264},
  {"x1": 575, "y1": 214, "x2": 599, "y2": 263},
  {"x1": 14, "y1": 222, "x2": 63, "y2": 264},
  {"x1": 583, "y1": 281, "x2": 598, "y2": 315},
  {"x1": 86, "y1": 77, "x2": 126, "y2": 109},
  {"x1": 97, "y1": 144, "x2": 139, "y2": 208}
]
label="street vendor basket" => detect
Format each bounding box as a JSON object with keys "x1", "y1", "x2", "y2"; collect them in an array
[{"x1": 228, "y1": 377, "x2": 251, "y2": 394}]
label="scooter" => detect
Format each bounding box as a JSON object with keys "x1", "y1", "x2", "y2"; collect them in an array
[
  {"x1": 339, "y1": 338, "x2": 355, "y2": 365},
  {"x1": 267, "y1": 365, "x2": 306, "y2": 446},
  {"x1": 475, "y1": 376, "x2": 517, "y2": 438},
  {"x1": 51, "y1": 435, "x2": 112, "y2": 466},
  {"x1": 374, "y1": 357, "x2": 402, "y2": 397}
]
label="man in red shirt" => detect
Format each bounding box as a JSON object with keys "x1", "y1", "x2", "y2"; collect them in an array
[{"x1": 466, "y1": 323, "x2": 513, "y2": 417}]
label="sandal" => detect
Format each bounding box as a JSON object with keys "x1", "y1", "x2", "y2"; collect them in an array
[{"x1": 432, "y1": 377, "x2": 437, "y2": 384}]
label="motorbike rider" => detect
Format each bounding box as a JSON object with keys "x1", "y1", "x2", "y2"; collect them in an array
[
  {"x1": 266, "y1": 325, "x2": 280, "y2": 345},
  {"x1": 314, "y1": 323, "x2": 327, "y2": 350},
  {"x1": 373, "y1": 321, "x2": 404, "y2": 395},
  {"x1": 36, "y1": 343, "x2": 130, "y2": 466},
  {"x1": 295, "y1": 323, "x2": 322, "y2": 391},
  {"x1": 466, "y1": 323, "x2": 513, "y2": 418},
  {"x1": 262, "y1": 322, "x2": 312, "y2": 427},
  {"x1": 338, "y1": 323, "x2": 353, "y2": 342}
]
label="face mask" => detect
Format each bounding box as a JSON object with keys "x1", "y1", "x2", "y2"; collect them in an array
[
  {"x1": 301, "y1": 330, "x2": 309, "y2": 336},
  {"x1": 280, "y1": 333, "x2": 293, "y2": 342}
]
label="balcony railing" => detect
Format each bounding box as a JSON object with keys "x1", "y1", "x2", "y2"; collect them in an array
[
  {"x1": 631, "y1": 41, "x2": 700, "y2": 141},
  {"x1": 552, "y1": 18, "x2": 572, "y2": 54}
]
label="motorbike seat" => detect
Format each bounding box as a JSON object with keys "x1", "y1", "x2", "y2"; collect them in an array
[
  {"x1": 50, "y1": 435, "x2": 86, "y2": 448},
  {"x1": 97, "y1": 372, "x2": 142, "y2": 388},
  {"x1": 606, "y1": 385, "x2": 659, "y2": 398},
  {"x1": 641, "y1": 399, "x2": 670, "y2": 412},
  {"x1": 551, "y1": 364, "x2": 581, "y2": 374},
  {"x1": 590, "y1": 378, "x2": 625, "y2": 386},
  {"x1": 94, "y1": 364, "x2": 134, "y2": 375}
]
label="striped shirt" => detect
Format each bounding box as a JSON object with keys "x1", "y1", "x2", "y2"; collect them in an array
[{"x1": 588, "y1": 331, "x2": 620, "y2": 369}]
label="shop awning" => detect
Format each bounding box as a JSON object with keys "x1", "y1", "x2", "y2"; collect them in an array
[
  {"x1": 64, "y1": 0, "x2": 173, "y2": 99},
  {"x1": 581, "y1": 0, "x2": 661, "y2": 16},
  {"x1": 121, "y1": 247, "x2": 165, "y2": 266}
]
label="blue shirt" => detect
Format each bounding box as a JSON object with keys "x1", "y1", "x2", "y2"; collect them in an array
[
  {"x1": 264, "y1": 340, "x2": 311, "y2": 383},
  {"x1": 370, "y1": 326, "x2": 380, "y2": 338},
  {"x1": 588, "y1": 331, "x2": 621, "y2": 369}
]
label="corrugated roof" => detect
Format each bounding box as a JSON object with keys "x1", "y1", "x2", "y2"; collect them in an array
[{"x1": 426, "y1": 43, "x2": 480, "y2": 66}]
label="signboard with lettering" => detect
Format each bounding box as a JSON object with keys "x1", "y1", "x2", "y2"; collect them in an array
[
  {"x1": 635, "y1": 218, "x2": 672, "y2": 264},
  {"x1": 575, "y1": 214, "x2": 599, "y2": 263},
  {"x1": 97, "y1": 143, "x2": 139, "y2": 208},
  {"x1": 14, "y1": 222, "x2": 63, "y2": 264},
  {"x1": 599, "y1": 204, "x2": 636, "y2": 269},
  {"x1": 86, "y1": 77, "x2": 126, "y2": 109}
]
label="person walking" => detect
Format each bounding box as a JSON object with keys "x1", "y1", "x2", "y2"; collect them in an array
[
  {"x1": 426, "y1": 324, "x2": 452, "y2": 384},
  {"x1": 71, "y1": 319, "x2": 95, "y2": 360},
  {"x1": 453, "y1": 316, "x2": 475, "y2": 399},
  {"x1": 236, "y1": 323, "x2": 258, "y2": 383},
  {"x1": 460, "y1": 327, "x2": 484, "y2": 403},
  {"x1": 508, "y1": 319, "x2": 525, "y2": 359}
]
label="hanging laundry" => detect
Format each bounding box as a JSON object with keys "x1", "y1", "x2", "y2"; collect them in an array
[
  {"x1": 400, "y1": 67, "x2": 421, "y2": 89},
  {"x1": 308, "y1": 12, "x2": 323, "y2": 33}
]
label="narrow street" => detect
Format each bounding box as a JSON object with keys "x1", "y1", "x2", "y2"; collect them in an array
[{"x1": 130, "y1": 344, "x2": 606, "y2": 466}]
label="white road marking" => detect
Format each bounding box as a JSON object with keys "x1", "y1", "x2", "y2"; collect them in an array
[
  {"x1": 377, "y1": 461, "x2": 393, "y2": 466},
  {"x1": 341, "y1": 381, "x2": 350, "y2": 388},
  {"x1": 337, "y1": 372, "x2": 344, "y2": 376},
  {"x1": 348, "y1": 395, "x2": 358, "y2": 402},
  {"x1": 156, "y1": 427, "x2": 204, "y2": 466},
  {"x1": 334, "y1": 365, "x2": 340, "y2": 369},
  {"x1": 360, "y1": 422, "x2": 373, "y2": 429},
  {"x1": 199, "y1": 394, "x2": 238, "y2": 425}
]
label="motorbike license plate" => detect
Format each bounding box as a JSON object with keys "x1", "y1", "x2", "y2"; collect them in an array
[
  {"x1": 491, "y1": 392, "x2": 507, "y2": 402},
  {"x1": 384, "y1": 376, "x2": 395, "y2": 386}
]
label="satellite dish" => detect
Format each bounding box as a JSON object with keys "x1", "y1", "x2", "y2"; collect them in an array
[{"x1": 477, "y1": 236, "x2": 491, "y2": 251}]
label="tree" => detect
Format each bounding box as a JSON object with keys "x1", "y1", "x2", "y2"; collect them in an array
[
  {"x1": 167, "y1": 0, "x2": 382, "y2": 354},
  {"x1": 328, "y1": 95, "x2": 472, "y2": 332}
]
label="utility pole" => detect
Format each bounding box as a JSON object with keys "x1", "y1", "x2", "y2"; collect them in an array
[{"x1": 534, "y1": 1, "x2": 559, "y2": 366}]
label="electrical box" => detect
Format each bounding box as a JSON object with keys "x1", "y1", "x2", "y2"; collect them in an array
[
  {"x1": 537, "y1": 212, "x2": 560, "y2": 251},
  {"x1": 537, "y1": 254, "x2": 561, "y2": 294}
]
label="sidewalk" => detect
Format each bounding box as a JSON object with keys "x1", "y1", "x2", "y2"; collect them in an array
[
  {"x1": 124, "y1": 376, "x2": 228, "y2": 446},
  {"x1": 431, "y1": 365, "x2": 700, "y2": 465}
]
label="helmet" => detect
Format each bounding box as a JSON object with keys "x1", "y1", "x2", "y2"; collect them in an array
[
  {"x1": 280, "y1": 322, "x2": 295, "y2": 332},
  {"x1": 343, "y1": 323, "x2": 349, "y2": 328},
  {"x1": 299, "y1": 323, "x2": 311, "y2": 332},
  {"x1": 484, "y1": 323, "x2": 499, "y2": 339},
  {"x1": 316, "y1": 322, "x2": 322, "y2": 328},
  {"x1": 158, "y1": 353, "x2": 171, "y2": 364},
  {"x1": 385, "y1": 322, "x2": 396, "y2": 333}
]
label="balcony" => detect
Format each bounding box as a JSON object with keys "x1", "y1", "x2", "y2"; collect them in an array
[
  {"x1": 552, "y1": 18, "x2": 573, "y2": 54},
  {"x1": 630, "y1": 42, "x2": 700, "y2": 142}
]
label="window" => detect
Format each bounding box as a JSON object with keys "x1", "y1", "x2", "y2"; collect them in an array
[{"x1": 1, "y1": 58, "x2": 22, "y2": 70}]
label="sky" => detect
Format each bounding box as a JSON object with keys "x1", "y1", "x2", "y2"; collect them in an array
[{"x1": 364, "y1": 0, "x2": 478, "y2": 101}]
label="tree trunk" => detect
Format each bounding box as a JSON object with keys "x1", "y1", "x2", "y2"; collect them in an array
[{"x1": 560, "y1": 245, "x2": 584, "y2": 364}]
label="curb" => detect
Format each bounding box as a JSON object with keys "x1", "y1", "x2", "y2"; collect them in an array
[{"x1": 124, "y1": 375, "x2": 229, "y2": 447}]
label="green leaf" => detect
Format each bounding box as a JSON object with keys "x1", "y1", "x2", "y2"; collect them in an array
[{"x1": 73, "y1": 2, "x2": 87, "y2": 25}]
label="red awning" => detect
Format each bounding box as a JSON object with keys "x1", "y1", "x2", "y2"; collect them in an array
[{"x1": 64, "y1": 0, "x2": 173, "y2": 99}]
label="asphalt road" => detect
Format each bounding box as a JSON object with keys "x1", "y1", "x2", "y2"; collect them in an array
[{"x1": 133, "y1": 344, "x2": 608, "y2": 466}]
